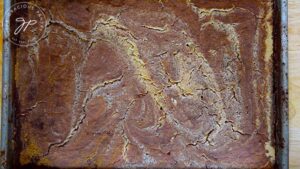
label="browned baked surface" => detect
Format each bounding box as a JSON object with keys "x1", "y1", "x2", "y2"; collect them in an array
[{"x1": 14, "y1": 0, "x2": 274, "y2": 168}]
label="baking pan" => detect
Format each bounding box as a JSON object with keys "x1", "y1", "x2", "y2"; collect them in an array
[{"x1": 0, "y1": 0, "x2": 288, "y2": 168}]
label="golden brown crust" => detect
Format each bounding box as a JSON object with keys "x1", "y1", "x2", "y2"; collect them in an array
[{"x1": 15, "y1": 0, "x2": 274, "y2": 168}]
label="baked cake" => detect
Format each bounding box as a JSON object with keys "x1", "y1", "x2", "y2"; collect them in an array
[{"x1": 14, "y1": 0, "x2": 274, "y2": 168}]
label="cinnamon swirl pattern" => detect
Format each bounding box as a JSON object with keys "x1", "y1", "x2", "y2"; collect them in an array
[{"x1": 15, "y1": 0, "x2": 274, "y2": 168}]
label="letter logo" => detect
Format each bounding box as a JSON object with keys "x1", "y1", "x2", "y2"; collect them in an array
[{"x1": 4, "y1": 2, "x2": 46, "y2": 47}]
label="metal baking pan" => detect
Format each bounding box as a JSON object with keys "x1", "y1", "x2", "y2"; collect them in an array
[{"x1": 0, "y1": 0, "x2": 288, "y2": 168}]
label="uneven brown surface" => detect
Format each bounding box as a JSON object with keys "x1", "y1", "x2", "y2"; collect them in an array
[{"x1": 14, "y1": 0, "x2": 274, "y2": 168}]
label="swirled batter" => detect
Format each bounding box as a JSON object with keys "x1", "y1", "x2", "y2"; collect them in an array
[{"x1": 15, "y1": 0, "x2": 274, "y2": 168}]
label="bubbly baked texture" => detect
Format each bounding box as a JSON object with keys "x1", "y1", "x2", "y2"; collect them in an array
[{"x1": 14, "y1": 0, "x2": 274, "y2": 168}]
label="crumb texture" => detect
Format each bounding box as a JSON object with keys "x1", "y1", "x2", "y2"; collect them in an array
[{"x1": 15, "y1": 0, "x2": 274, "y2": 168}]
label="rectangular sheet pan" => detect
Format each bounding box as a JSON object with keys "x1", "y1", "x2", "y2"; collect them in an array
[{"x1": 0, "y1": 0, "x2": 288, "y2": 168}]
